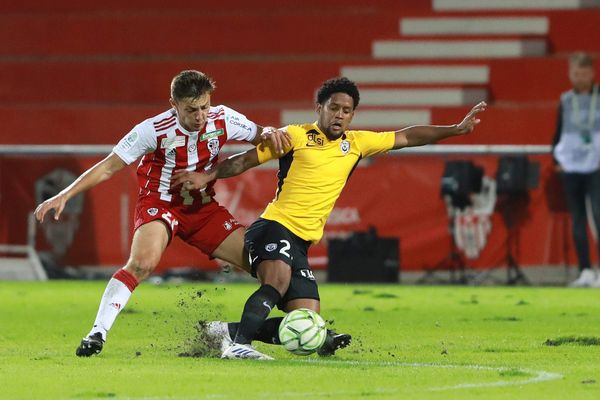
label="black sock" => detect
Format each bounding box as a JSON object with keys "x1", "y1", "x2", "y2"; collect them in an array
[
  {"x1": 228, "y1": 317, "x2": 283, "y2": 345},
  {"x1": 233, "y1": 284, "x2": 281, "y2": 344}
]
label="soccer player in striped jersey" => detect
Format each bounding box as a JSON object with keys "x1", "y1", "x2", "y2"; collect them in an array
[
  {"x1": 172, "y1": 77, "x2": 486, "y2": 359},
  {"x1": 34, "y1": 70, "x2": 290, "y2": 357}
]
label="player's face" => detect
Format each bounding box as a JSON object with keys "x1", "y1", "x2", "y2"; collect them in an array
[
  {"x1": 316, "y1": 92, "x2": 355, "y2": 139},
  {"x1": 569, "y1": 64, "x2": 595, "y2": 93},
  {"x1": 170, "y1": 93, "x2": 211, "y2": 132}
]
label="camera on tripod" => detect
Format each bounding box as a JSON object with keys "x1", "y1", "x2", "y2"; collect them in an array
[{"x1": 495, "y1": 155, "x2": 540, "y2": 195}]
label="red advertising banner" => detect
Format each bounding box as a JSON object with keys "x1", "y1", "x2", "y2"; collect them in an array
[{"x1": 0, "y1": 153, "x2": 576, "y2": 273}]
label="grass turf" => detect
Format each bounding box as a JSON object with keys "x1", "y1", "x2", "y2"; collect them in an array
[{"x1": 1, "y1": 281, "x2": 599, "y2": 399}]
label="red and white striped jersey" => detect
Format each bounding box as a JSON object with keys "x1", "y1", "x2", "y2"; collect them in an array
[{"x1": 113, "y1": 105, "x2": 257, "y2": 206}]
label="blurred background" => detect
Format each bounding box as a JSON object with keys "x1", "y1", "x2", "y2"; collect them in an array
[{"x1": 1, "y1": 0, "x2": 600, "y2": 284}]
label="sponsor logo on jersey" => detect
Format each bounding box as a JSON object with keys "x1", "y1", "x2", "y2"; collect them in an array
[
  {"x1": 147, "y1": 208, "x2": 159, "y2": 216},
  {"x1": 207, "y1": 138, "x2": 220, "y2": 158},
  {"x1": 229, "y1": 118, "x2": 252, "y2": 132},
  {"x1": 307, "y1": 131, "x2": 324, "y2": 147},
  {"x1": 265, "y1": 243, "x2": 277, "y2": 252},
  {"x1": 300, "y1": 269, "x2": 316, "y2": 280},
  {"x1": 161, "y1": 136, "x2": 186, "y2": 149},
  {"x1": 201, "y1": 128, "x2": 224, "y2": 141},
  {"x1": 340, "y1": 139, "x2": 350, "y2": 155}
]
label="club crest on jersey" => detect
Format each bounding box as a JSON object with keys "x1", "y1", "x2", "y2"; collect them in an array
[
  {"x1": 223, "y1": 221, "x2": 232, "y2": 231},
  {"x1": 147, "y1": 208, "x2": 159, "y2": 216},
  {"x1": 207, "y1": 138, "x2": 220, "y2": 158},
  {"x1": 188, "y1": 143, "x2": 197, "y2": 153},
  {"x1": 265, "y1": 243, "x2": 277, "y2": 252},
  {"x1": 201, "y1": 128, "x2": 224, "y2": 141},
  {"x1": 340, "y1": 140, "x2": 350, "y2": 155}
]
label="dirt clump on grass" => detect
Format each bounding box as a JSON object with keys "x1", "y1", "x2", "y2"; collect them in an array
[{"x1": 544, "y1": 336, "x2": 600, "y2": 346}]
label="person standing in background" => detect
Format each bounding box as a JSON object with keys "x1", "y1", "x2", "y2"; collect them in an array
[{"x1": 552, "y1": 52, "x2": 600, "y2": 287}]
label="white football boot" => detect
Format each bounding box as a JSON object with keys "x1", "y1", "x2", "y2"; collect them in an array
[
  {"x1": 221, "y1": 343, "x2": 274, "y2": 360},
  {"x1": 206, "y1": 321, "x2": 233, "y2": 353},
  {"x1": 591, "y1": 273, "x2": 600, "y2": 288},
  {"x1": 569, "y1": 269, "x2": 596, "y2": 287}
]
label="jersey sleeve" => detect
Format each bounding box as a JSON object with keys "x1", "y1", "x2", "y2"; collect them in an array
[
  {"x1": 223, "y1": 105, "x2": 258, "y2": 142},
  {"x1": 352, "y1": 130, "x2": 396, "y2": 158},
  {"x1": 256, "y1": 125, "x2": 300, "y2": 164},
  {"x1": 112, "y1": 121, "x2": 157, "y2": 165}
]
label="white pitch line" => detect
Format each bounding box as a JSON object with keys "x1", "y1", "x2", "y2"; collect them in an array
[
  {"x1": 121, "y1": 360, "x2": 563, "y2": 399},
  {"x1": 293, "y1": 359, "x2": 563, "y2": 391}
]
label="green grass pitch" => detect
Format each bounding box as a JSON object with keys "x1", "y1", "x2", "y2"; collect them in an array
[{"x1": 1, "y1": 281, "x2": 600, "y2": 399}]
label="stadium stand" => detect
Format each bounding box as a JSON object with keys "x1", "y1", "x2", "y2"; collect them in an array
[{"x1": 1, "y1": 0, "x2": 599, "y2": 278}]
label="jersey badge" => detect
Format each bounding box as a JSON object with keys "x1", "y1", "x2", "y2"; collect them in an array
[
  {"x1": 207, "y1": 138, "x2": 220, "y2": 159},
  {"x1": 147, "y1": 208, "x2": 159, "y2": 216},
  {"x1": 340, "y1": 139, "x2": 350, "y2": 155},
  {"x1": 201, "y1": 128, "x2": 224, "y2": 141},
  {"x1": 123, "y1": 132, "x2": 138, "y2": 150},
  {"x1": 119, "y1": 131, "x2": 138, "y2": 151}
]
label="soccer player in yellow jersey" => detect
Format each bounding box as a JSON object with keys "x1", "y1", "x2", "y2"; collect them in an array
[{"x1": 172, "y1": 77, "x2": 486, "y2": 359}]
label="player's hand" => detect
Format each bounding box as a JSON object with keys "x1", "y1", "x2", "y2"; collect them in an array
[
  {"x1": 34, "y1": 194, "x2": 67, "y2": 222},
  {"x1": 456, "y1": 101, "x2": 487, "y2": 135},
  {"x1": 170, "y1": 170, "x2": 211, "y2": 191},
  {"x1": 261, "y1": 126, "x2": 291, "y2": 154}
]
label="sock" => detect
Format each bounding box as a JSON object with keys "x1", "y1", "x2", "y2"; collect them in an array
[
  {"x1": 233, "y1": 284, "x2": 281, "y2": 344},
  {"x1": 228, "y1": 317, "x2": 283, "y2": 345},
  {"x1": 87, "y1": 269, "x2": 138, "y2": 341}
]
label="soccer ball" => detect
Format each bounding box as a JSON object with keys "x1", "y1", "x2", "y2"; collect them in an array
[{"x1": 278, "y1": 308, "x2": 327, "y2": 355}]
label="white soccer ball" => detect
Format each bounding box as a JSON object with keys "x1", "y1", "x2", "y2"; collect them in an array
[{"x1": 278, "y1": 308, "x2": 327, "y2": 355}]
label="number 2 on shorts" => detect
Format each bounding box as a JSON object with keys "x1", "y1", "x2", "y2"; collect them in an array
[{"x1": 279, "y1": 240, "x2": 291, "y2": 257}]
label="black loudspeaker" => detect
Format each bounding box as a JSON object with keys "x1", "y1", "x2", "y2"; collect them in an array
[
  {"x1": 440, "y1": 160, "x2": 484, "y2": 209},
  {"x1": 496, "y1": 156, "x2": 540, "y2": 194},
  {"x1": 327, "y1": 229, "x2": 399, "y2": 283}
]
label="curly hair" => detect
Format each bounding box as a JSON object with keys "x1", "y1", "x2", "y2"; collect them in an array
[
  {"x1": 170, "y1": 70, "x2": 216, "y2": 101},
  {"x1": 316, "y1": 77, "x2": 360, "y2": 109}
]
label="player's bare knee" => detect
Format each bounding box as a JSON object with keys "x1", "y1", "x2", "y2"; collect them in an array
[{"x1": 125, "y1": 256, "x2": 159, "y2": 281}]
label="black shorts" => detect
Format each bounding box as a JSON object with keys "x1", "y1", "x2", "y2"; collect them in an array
[{"x1": 244, "y1": 218, "x2": 319, "y2": 308}]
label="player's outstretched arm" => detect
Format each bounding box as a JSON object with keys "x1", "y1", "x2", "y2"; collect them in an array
[
  {"x1": 34, "y1": 153, "x2": 126, "y2": 222},
  {"x1": 250, "y1": 126, "x2": 291, "y2": 154},
  {"x1": 393, "y1": 101, "x2": 486, "y2": 149},
  {"x1": 170, "y1": 148, "x2": 261, "y2": 192}
]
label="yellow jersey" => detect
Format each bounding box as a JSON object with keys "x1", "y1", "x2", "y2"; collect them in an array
[{"x1": 256, "y1": 123, "x2": 395, "y2": 242}]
